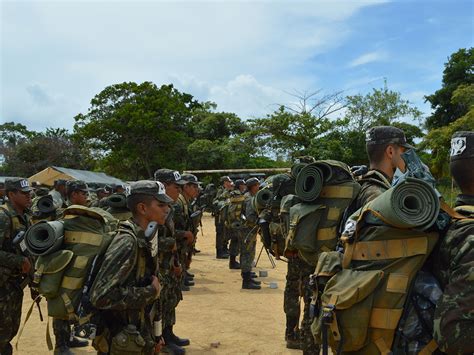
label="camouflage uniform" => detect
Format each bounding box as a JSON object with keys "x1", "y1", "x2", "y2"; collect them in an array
[
  {"x1": 0, "y1": 196, "x2": 31, "y2": 354},
  {"x1": 354, "y1": 169, "x2": 392, "y2": 210},
  {"x1": 158, "y1": 209, "x2": 182, "y2": 329},
  {"x1": 174, "y1": 194, "x2": 193, "y2": 273},
  {"x1": 90, "y1": 220, "x2": 159, "y2": 354},
  {"x1": 213, "y1": 180, "x2": 233, "y2": 257},
  {"x1": 227, "y1": 189, "x2": 243, "y2": 260},
  {"x1": 239, "y1": 191, "x2": 258, "y2": 273},
  {"x1": 432, "y1": 195, "x2": 474, "y2": 354}
]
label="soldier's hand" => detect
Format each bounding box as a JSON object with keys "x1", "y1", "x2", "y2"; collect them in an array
[
  {"x1": 154, "y1": 337, "x2": 165, "y2": 353},
  {"x1": 21, "y1": 257, "x2": 32, "y2": 274},
  {"x1": 183, "y1": 231, "x2": 194, "y2": 246},
  {"x1": 150, "y1": 275, "x2": 161, "y2": 297},
  {"x1": 172, "y1": 242, "x2": 177, "y2": 252}
]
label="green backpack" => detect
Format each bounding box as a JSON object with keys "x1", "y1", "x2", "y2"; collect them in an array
[
  {"x1": 287, "y1": 181, "x2": 361, "y2": 266},
  {"x1": 225, "y1": 193, "x2": 246, "y2": 228},
  {"x1": 33, "y1": 205, "x2": 119, "y2": 322}
]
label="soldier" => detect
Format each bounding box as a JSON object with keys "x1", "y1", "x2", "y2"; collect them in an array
[
  {"x1": 174, "y1": 175, "x2": 198, "y2": 291},
  {"x1": 0, "y1": 182, "x2": 5, "y2": 204},
  {"x1": 239, "y1": 177, "x2": 261, "y2": 290},
  {"x1": 355, "y1": 126, "x2": 412, "y2": 209},
  {"x1": 213, "y1": 176, "x2": 233, "y2": 259},
  {"x1": 49, "y1": 179, "x2": 67, "y2": 209},
  {"x1": 90, "y1": 180, "x2": 170, "y2": 354},
  {"x1": 105, "y1": 192, "x2": 132, "y2": 221},
  {"x1": 228, "y1": 179, "x2": 246, "y2": 270},
  {"x1": 0, "y1": 178, "x2": 33, "y2": 355},
  {"x1": 54, "y1": 180, "x2": 90, "y2": 354},
  {"x1": 432, "y1": 131, "x2": 474, "y2": 353},
  {"x1": 154, "y1": 169, "x2": 190, "y2": 355},
  {"x1": 234, "y1": 179, "x2": 247, "y2": 194}
]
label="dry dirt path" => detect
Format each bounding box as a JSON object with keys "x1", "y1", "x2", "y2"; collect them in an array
[{"x1": 13, "y1": 214, "x2": 301, "y2": 354}]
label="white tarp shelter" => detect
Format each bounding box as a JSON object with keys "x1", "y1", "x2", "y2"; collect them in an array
[{"x1": 29, "y1": 166, "x2": 124, "y2": 187}]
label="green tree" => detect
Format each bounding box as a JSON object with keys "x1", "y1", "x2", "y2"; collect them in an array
[
  {"x1": 422, "y1": 84, "x2": 474, "y2": 177},
  {"x1": 74, "y1": 82, "x2": 202, "y2": 179},
  {"x1": 425, "y1": 47, "x2": 474, "y2": 129}
]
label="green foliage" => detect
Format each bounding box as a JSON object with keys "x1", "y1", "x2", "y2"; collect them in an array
[
  {"x1": 421, "y1": 84, "x2": 474, "y2": 177},
  {"x1": 74, "y1": 82, "x2": 202, "y2": 179},
  {"x1": 425, "y1": 47, "x2": 474, "y2": 129},
  {"x1": 0, "y1": 126, "x2": 90, "y2": 177}
]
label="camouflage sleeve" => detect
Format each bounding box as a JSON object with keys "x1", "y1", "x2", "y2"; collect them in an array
[
  {"x1": 356, "y1": 184, "x2": 385, "y2": 210},
  {"x1": 157, "y1": 226, "x2": 175, "y2": 251},
  {"x1": 243, "y1": 196, "x2": 258, "y2": 226},
  {"x1": 433, "y1": 232, "x2": 474, "y2": 354},
  {"x1": 0, "y1": 211, "x2": 24, "y2": 270},
  {"x1": 90, "y1": 233, "x2": 157, "y2": 311},
  {"x1": 172, "y1": 203, "x2": 187, "y2": 231}
]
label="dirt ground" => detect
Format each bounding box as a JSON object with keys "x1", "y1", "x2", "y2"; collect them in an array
[{"x1": 13, "y1": 214, "x2": 302, "y2": 354}]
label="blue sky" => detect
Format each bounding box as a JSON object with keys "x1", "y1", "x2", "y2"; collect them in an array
[{"x1": 1, "y1": 0, "x2": 473, "y2": 131}]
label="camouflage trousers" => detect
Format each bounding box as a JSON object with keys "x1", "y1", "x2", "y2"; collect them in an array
[
  {"x1": 238, "y1": 227, "x2": 257, "y2": 273},
  {"x1": 228, "y1": 228, "x2": 240, "y2": 257},
  {"x1": 283, "y1": 256, "x2": 318, "y2": 354},
  {"x1": 160, "y1": 273, "x2": 182, "y2": 328},
  {"x1": 53, "y1": 318, "x2": 72, "y2": 347},
  {"x1": 0, "y1": 281, "x2": 23, "y2": 355},
  {"x1": 215, "y1": 217, "x2": 226, "y2": 251}
]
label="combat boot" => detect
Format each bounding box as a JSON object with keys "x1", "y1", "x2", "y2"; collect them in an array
[
  {"x1": 229, "y1": 255, "x2": 241, "y2": 269},
  {"x1": 242, "y1": 272, "x2": 261, "y2": 290},
  {"x1": 184, "y1": 278, "x2": 195, "y2": 287},
  {"x1": 250, "y1": 271, "x2": 258, "y2": 278},
  {"x1": 250, "y1": 278, "x2": 261, "y2": 286},
  {"x1": 285, "y1": 316, "x2": 302, "y2": 350},
  {"x1": 170, "y1": 326, "x2": 190, "y2": 347},
  {"x1": 163, "y1": 326, "x2": 186, "y2": 355},
  {"x1": 216, "y1": 248, "x2": 229, "y2": 259},
  {"x1": 185, "y1": 271, "x2": 194, "y2": 278}
]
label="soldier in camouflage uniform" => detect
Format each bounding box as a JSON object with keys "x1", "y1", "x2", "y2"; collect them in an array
[
  {"x1": 105, "y1": 192, "x2": 132, "y2": 221},
  {"x1": 239, "y1": 178, "x2": 261, "y2": 290},
  {"x1": 213, "y1": 176, "x2": 233, "y2": 259},
  {"x1": 432, "y1": 131, "x2": 474, "y2": 353},
  {"x1": 49, "y1": 179, "x2": 68, "y2": 209},
  {"x1": 228, "y1": 179, "x2": 246, "y2": 269},
  {"x1": 174, "y1": 175, "x2": 199, "y2": 292},
  {"x1": 90, "y1": 180, "x2": 170, "y2": 355},
  {"x1": 0, "y1": 178, "x2": 33, "y2": 355},
  {"x1": 54, "y1": 180, "x2": 90, "y2": 354},
  {"x1": 154, "y1": 169, "x2": 190, "y2": 355},
  {"x1": 354, "y1": 126, "x2": 413, "y2": 209}
]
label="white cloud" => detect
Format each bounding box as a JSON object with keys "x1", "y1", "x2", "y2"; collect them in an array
[{"x1": 348, "y1": 51, "x2": 388, "y2": 67}]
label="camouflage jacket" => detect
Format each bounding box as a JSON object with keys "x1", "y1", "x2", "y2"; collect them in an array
[
  {"x1": 157, "y1": 210, "x2": 178, "y2": 274},
  {"x1": 0, "y1": 202, "x2": 30, "y2": 279},
  {"x1": 173, "y1": 194, "x2": 191, "y2": 245},
  {"x1": 243, "y1": 192, "x2": 259, "y2": 229},
  {"x1": 432, "y1": 194, "x2": 474, "y2": 354},
  {"x1": 354, "y1": 169, "x2": 392, "y2": 210},
  {"x1": 90, "y1": 220, "x2": 158, "y2": 333}
]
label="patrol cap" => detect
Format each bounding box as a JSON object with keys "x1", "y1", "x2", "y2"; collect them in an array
[
  {"x1": 450, "y1": 131, "x2": 474, "y2": 161},
  {"x1": 234, "y1": 179, "x2": 246, "y2": 188},
  {"x1": 365, "y1": 126, "x2": 414, "y2": 149},
  {"x1": 128, "y1": 180, "x2": 173, "y2": 204},
  {"x1": 181, "y1": 174, "x2": 201, "y2": 185},
  {"x1": 66, "y1": 180, "x2": 89, "y2": 194},
  {"x1": 245, "y1": 177, "x2": 260, "y2": 187},
  {"x1": 154, "y1": 169, "x2": 187, "y2": 185},
  {"x1": 5, "y1": 178, "x2": 33, "y2": 192},
  {"x1": 54, "y1": 179, "x2": 67, "y2": 187},
  {"x1": 220, "y1": 176, "x2": 232, "y2": 183}
]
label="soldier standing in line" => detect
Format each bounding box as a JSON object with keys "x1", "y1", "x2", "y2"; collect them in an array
[
  {"x1": 240, "y1": 177, "x2": 262, "y2": 290},
  {"x1": 0, "y1": 178, "x2": 33, "y2": 355},
  {"x1": 173, "y1": 176, "x2": 197, "y2": 291},
  {"x1": 354, "y1": 126, "x2": 412, "y2": 209},
  {"x1": 213, "y1": 176, "x2": 233, "y2": 259},
  {"x1": 53, "y1": 180, "x2": 90, "y2": 354},
  {"x1": 49, "y1": 179, "x2": 68, "y2": 209},
  {"x1": 228, "y1": 179, "x2": 246, "y2": 270},
  {"x1": 90, "y1": 180, "x2": 170, "y2": 355},
  {"x1": 154, "y1": 169, "x2": 190, "y2": 355},
  {"x1": 432, "y1": 131, "x2": 474, "y2": 353}
]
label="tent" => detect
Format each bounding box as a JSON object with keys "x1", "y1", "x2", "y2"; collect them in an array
[{"x1": 29, "y1": 166, "x2": 124, "y2": 187}]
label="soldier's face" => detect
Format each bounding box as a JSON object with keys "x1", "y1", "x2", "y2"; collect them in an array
[
  {"x1": 144, "y1": 200, "x2": 170, "y2": 225},
  {"x1": 9, "y1": 190, "x2": 32, "y2": 210},
  {"x1": 224, "y1": 181, "x2": 233, "y2": 190},
  {"x1": 391, "y1": 145, "x2": 407, "y2": 173},
  {"x1": 71, "y1": 190, "x2": 89, "y2": 206},
  {"x1": 183, "y1": 183, "x2": 199, "y2": 199},
  {"x1": 164, "y1": 182, "x2": 181, "y2": 202}
]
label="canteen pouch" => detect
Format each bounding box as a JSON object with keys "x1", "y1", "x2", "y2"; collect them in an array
[
  {"x1": 313, "y1": 269, "x2": 385, "y2": 352},
  {"x1": 110, "y1": 325, "x2": 146, "y2": 355},
  {"x1": 35, "y1": 250, "x2": 74, "y2": 298}
]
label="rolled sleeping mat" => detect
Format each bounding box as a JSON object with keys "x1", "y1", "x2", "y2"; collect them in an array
[
  {"x1": 363, "y1": 177, "x2": 439, "y2": 230},
  {"x1": 291, "y1": 163, "x2": 307, "y2": 179},
  {"x1": 107, "y1": 193, "x2": 127, "y2": 208},
  {"x1": 254, "y1": 188, "x2": 273, "y2": 210},
  {"x1": 295, "y1": 163, "x2": 325, "y2": 202},
  {"x1": 25, "y1": 220, "x2": 65, "y2": 256},
  {"x1": 37, "y1": 195, "x2": 56, "y2": 214}
]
